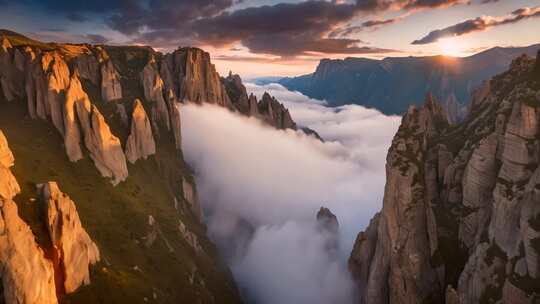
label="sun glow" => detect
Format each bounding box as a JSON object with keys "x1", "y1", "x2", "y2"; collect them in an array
[{"x1": 438, "y1": 38, "x2": 466, "y2": 57}]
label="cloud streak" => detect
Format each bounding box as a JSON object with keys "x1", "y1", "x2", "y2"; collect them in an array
[
  {"x1": 179, "y1": 83, "x2": 400, "y2": 303},
  {"x1": 412, "y1": 5, "x2": 540, "y2": 44}
]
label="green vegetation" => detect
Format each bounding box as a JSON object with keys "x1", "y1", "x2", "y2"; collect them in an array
[{"x1": 1, "y1": 29, "x2": 55, "y2": 50}]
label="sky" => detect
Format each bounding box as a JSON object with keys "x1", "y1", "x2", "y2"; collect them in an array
[
  {"x1": 180, "y1": 83, "x2": 401, "y2": 303},
  {"x1": 1, "y1": 0, "x2": 539, "y2": 77}
]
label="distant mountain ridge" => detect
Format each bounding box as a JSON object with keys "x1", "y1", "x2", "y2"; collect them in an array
[{"x1": 278, "y1": 44, "x2": 540, "y2": 115}]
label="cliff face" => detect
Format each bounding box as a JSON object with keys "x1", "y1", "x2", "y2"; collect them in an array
[
  {"x1": 350, "y1": 52, "x2": 540, "y2": 303},
  {"x1": 0, "y1": 30, "x2": 255, "y2": 303}
]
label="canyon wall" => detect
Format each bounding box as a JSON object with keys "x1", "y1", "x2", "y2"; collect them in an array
[{"x1": 350, "y1": 51, "x2": 540, "y2": 303}]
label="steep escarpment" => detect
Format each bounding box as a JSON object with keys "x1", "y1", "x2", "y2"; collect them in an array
[
  {"x1": 0, "y1": 30, "x2": 269, "y2": 303},
  {"x1": 350, "y1": 51, "x2": 540, "y2": 303}
]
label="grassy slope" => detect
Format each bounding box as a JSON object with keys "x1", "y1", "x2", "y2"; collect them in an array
[
  {"x1": 1, "y1": 29, "x2": 54, "y2": 50},
  {"x1": 0, "y1": 96, "x2": 241, "y2": 303}
]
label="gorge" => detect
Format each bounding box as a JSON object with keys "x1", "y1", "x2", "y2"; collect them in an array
[{"x1": 0, "y1": 27, "x2": 540, "y2": 304}]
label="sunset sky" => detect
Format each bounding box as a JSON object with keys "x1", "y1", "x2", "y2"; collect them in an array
[{"x1": 1, "y1": 0, "x2": 539, "y2": 77}]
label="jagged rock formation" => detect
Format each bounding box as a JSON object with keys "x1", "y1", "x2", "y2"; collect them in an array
[
  {"x1": 0, "y1": 37, "x2": 24, "y2": 102},
  {"x1": 349, "y1": 93, "x2": 447, "y2": 304},
  {"x1": 0, "y1": 199, "x2": 58, "y2": 304},
  {"x1": 1, "y1": 36, "x2": 130, "y2": 185},
  {"x1": 0, "y1": 132, "x2": 57, "y2": 304},
  {"x1": 316, "y1": 206, "x2": 339, "y2": 234},
  {"x1": 160, "y1": 47, "x2": 232, "y2": 107},
  {"x1": 0, "y1": 30, "x2": 243, "y2": 303},
  {"x1": 0, "y1": 130, "x2": 19, "y2": 200},
  {"x1": 350, "y1": 52, "x2": 540, "y2": 303},
  {"x1": 316, "y1": 206, "x2": 340, "y2": 253},
  {"x1": 141, "y1": 56, "x2": 170, "y2": 131},
  {"x1": 222, "y1": 72, "x2": 250, "y2": 113},
  {"x1": 40, "y1": 182, "x2": 100, "y2": 294},
  {"x1": 79, "y1": 103, "x2": 128, "y2": 185},
  {"x1": 258, "y1": 92, "x2": 296, "y2": 129},
  {"x1": 100, "y1": 58, "x2": 122, "y2": 102},
  {"x1": 2, "y1": 31, "x2": 305, "y2": 187},
  {"x1": 125, "y1": 99, "x2": 156, "y2": 164},
  {"x1": 222, "y1": 72, "x2": 300, "y2": 130}
]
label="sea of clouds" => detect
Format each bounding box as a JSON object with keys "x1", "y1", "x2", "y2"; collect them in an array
[{"x1": 180, "y1": 83, "x2": 401, "y2": 304}]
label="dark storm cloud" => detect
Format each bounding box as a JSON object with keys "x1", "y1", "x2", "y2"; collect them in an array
[
  {"x1": 108, "y1": 0, "x2": 237, "y2": 35},
  {"x1": 4, "y1": 0, "x2": 469, "y2": 56},
  {"x1": 412, "y1": 5, "x2": 540, "y2": 44},
  {"x1": 189, "y1": 1, "x2": 378, "y2": 55}
]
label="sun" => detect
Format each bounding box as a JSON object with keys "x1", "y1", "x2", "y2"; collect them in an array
[{"x1": 438, "y1": 38, "x2": 463, "y2": 57}]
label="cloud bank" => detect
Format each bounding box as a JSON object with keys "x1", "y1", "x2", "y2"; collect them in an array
[
  {"x1": 412, "y1": 5, "x2": 540, "y2": 44},
  {"x1": 180, "y1": 84, "x2": 400, "y2": 303},
  {"x1": 6, "y1": 0, "x2": 470, "y2": 56}
]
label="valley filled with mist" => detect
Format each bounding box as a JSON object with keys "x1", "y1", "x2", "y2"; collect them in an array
[{"x1": 180, "y1": 84, "x2": 400, "y2": 303}]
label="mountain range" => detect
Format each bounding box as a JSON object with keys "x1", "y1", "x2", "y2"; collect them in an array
[{"x1": 278, "y1": 44, "x2": 540, "y2": 116}]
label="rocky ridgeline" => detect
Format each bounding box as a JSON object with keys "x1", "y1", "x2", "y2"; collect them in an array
[
  {"x1": 350, "y1": 51, "x2": 540, "y2": 303},
  {"x1": 0, "y1": 130, "x2": 98, "y2": 303},
  {"x1": 222, "y1": 72, "x2": 297, "y2": 129},
  {"x1": 0, "y1": 33, "x2": 301, "y2": 187}
]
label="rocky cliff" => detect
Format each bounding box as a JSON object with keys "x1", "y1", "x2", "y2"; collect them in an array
[
  {"x1": 0, "y1": 30, "x2": 279, "y2": 303},
  {"x1": 350, "y1": 51, "x2": 540, "y2": 303}
]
